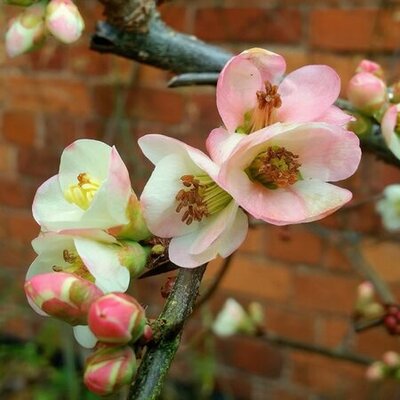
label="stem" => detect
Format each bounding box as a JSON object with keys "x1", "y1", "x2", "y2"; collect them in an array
[{"x1": 129, "y1": 265, "x2": 206, "y2": 400}]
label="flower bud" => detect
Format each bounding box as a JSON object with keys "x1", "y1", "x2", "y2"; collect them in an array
[
  {"x1": 383, "y1": 351, "x2": 400, "y2": 367},
  {"x1": 88, "y1": 293, "x2": 146, "y2": 344},
  {"x1": 356, "y1": 59, "x2": 384, "y2": 79},
  {"x1": 347, "y1": 72, "x2": 387, "y2": 114},
  {"x1": 366, "y1": 362, "x2": 385, "y2": 381},
  {"x1": 24, "y1": 272, "x2": 103, "y2": 325},
  {"x1": 46, "y1": 0, "x2": 84, "y2": 44},
  {"x1": 118, "y1": 240, "x2": 150, "y2": 279},
  {"x1": 5, "y1": 2, "x2": 46, "y2": 58},
  {"x1": 212, "y1": 298, "x2": 256, "y2": 337},
  {"x1": 84, "y1": 345, "x2": 136, "y2": 396}
]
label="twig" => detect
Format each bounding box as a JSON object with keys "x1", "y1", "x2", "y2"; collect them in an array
[
  {"x1": 263, "y1": 332, "x2": 374, "y2": 365},
  {"x1": 129, "y1": 265, "x2": 206, "y2": 400},
  {"x1": 194, "y1": 254, "x2": 234, "y2": 311},
  {"x1": 168, "y1": 72, "x2": 220, "y2": 88}
]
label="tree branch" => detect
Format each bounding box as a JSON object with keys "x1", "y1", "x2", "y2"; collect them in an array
[{"x1": 129, "y1": 265, "x2": 206, "y2": 400}]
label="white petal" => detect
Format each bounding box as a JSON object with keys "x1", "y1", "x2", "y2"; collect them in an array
[{"x1": 73, "y1": 325, "x2": 97, "y2": 348}]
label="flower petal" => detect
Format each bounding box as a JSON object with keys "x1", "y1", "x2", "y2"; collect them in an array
[
  {"x1": 206, "y1": 127, "x2": 246, "y2": 165},
  {"x1": 314, "y1": 105, "x2": 354, "y2": 126},
  {"x1": 73, "y1": 325, "x2": 97, "y2": 349},
  {"x1": 276, "y1": 65, "x2": 340, "y2": 123},
  {"x1": 382, "y1": 105, "x2": 400, "y2": 160},
  {"x1": 74, "y1": 238, "x2": 130, "y2": 293}
]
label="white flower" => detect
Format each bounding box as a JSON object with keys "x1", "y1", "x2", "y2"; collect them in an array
[{"x1": 376, "y1": 185, "x2": 400, "y2": 231}]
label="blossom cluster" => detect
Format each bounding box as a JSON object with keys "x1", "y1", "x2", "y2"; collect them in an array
[{"x1": 5, "y1": 0, "x2": 84, "y2": 57}]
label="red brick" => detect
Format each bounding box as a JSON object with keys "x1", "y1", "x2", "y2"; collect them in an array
[
  {"x1": 0, "y1": 179, "x2": 35, "y2": 208},
  {"x1": 0, "y1": 143, "x2": 17, "y2": 175},
  {"x1": 29, "y1": 43, "x2": 67, "y2": 70},
  {"x1": 42, "y1": 113, "x2": 79, "y2": 151},
  {"x1": 355, "y1": 327, "x2": 400, "y2": 359},
  {"x1": 68, "y1": 44, "x2": 110, "y2": 76},
  {"x1": 216, "y1": 335, "x2": 284, "y2": 377},
  {"x1": 322, "y1": 244, "x2": 353, "y2": 273},
  {"x1": 18, "y1": 147, "x2": 59, "y2": 179},
  {"x1": 215, "y1": 370, "x2": 253, "y2": 400},
  {"x1": 265, "y1": 225, "x2": 323, "y2": 265},
  {"x1": 310, "y1": 9, "x2": 400, "y2": 51},
  {"x1": 137, "y1": 65, "x2": 170, "y2": 88},
  {"x1": 6, "y1": 212, "x2": 39, "y2": 244},
  {"x1": 238, "y1": 225, "x2": 266, "y2": 255},
  {"x1": 318, "y1": 317, "x2": 351, "y2": 347},
  {"x1": 195, "y1": 8, "x2": 302, "y2": 43},
  {"x1": 3, "y1": 110, "x2": 36, "y2": 147},
  {"x1": 6, "y1": 76, "x2": 92, "y2": 116},
  {"x1": 209, "y1": 254, "x2": 293, "y2": 301},
  {"x1": 159, "y1": 4, "x2": 188, "y2": 32},
  {"x1": 293, "y1": 272, "x2": 359, "y2": 314}
]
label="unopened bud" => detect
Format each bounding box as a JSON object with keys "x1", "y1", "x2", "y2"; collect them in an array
[
  {"x1": 5, "y1": 1, "x2": 46, "y2": 57},
  {"x1": 88, "y1": 293, "x2": 146, "y2": 344},
  {"x1": 24, "y1": 272, "x2": 103, "y2": 325},
  {"x1": 356, "y1": 59, "x2": 384, "y2": 79},
  {"x1": 46, "y1": 0, "x2": 84, "y2": 44},
  {"x1": 383, "y1": 351, "x2": 400, "y2": 367},
  {"x1": 366, "y1": 362, "x2": 385, "y2": 381},
  {"x1": 248, "y1": 302, "x2": 264, "y2": 327},
  {"x1": 109, "y1": 195, "x2": 151, "y2": 241},
  {"x1": 118, "y1": 240, "x2": 150, "y2": 279},
  {"x1": 347, "y1": 72, "x2": 387, "y2": 115},
  {"x1": 84, "y1": 345, "x2": 136, "y2": 396}
]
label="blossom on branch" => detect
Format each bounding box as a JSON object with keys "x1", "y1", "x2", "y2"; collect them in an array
[
  {"x1": 216, "y1": 123, "x2": 361, "y2": 225},
  {"x1": 139, "y1": 134, "x2": 248, "y2": 268},
  {"x1": 376, "y1": 184, "x2": 400, "y2": 231}
]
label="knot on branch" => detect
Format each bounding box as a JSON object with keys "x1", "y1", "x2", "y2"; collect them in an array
[{"x1": 99, "y1": 0, "x2": 154, "y2": 33}]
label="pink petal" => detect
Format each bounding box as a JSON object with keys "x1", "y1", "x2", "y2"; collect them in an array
[
  {"x1": 206, "y1": 127, "x2": 246, "y2": 165},
  {"x1": 382, "y1": 105, "x2": 400, "y2": 160},
  {"x1": 314, "y1": 105, "x2": 354, "y2": 126},
  {"x1": 276, "y1": 65, "x2": 340, "y2": 123}
]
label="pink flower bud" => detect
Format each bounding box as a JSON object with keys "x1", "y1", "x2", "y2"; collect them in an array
[
  {"x1": 24, "y1": 272, "x2": 103, "y2": 325},
  {"x1": 88, "y1": 293, "x2": 146, "y2": 344},
  {"x1": 84, "y1": 345, "x2": 136, "y2": 396},
  {"x1": 5, "y1": 2, "x2": 46, "y2": 57},
  {"x1": 46, "y1": 0, "x2": 84, "y2": 44},
  {"x1": 357, "y1": 281, "x2": 374, "y2": 302},
  {"x1": 347, "y1": 72, "x2": 387, "y2": 114},
  {"x1": 366, "y1": 362, "x2": 385, "y2": 381},
  {"x1": 356, "y1": 59, "x2": 384, "y2": 79},
  {"x1": 383, "y1": 351, "x2": 400, "y2": 367}
]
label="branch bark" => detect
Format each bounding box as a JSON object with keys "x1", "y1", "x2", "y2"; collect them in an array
[{"x1": 129, "y1": 265, "x2": 206, "y2": 400}]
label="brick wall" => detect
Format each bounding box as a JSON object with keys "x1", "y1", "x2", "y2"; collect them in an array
[{"x1": 2, "y1": 0, "x2": 400, "y2": 399}]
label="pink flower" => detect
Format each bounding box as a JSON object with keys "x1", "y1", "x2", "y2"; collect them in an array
[
  {"x1": 381, "y1": 105, "x2": 400, "y2": 160},
  {"x1": 24, "y1": 272, "x2": 103, "y2": 325},
  {"x1": 139, "y1": 134, "x2": 248, "y2": 268},
  {"x1": 84, "y1": 345, "x2": 137, "y2": 396},
  {"x1": 46, "y1": 0, "x2": 84, "y2": 44},
  {"x1": 216, "y1": 48, "x2": 351, "y2": 134},
  {"x1": 347, "y1": 72, "x2": 387, "y2": 114},
  {"x1": 88, "y1": 293, "x2": 146, "y2": 344},
  {"x1": 33, "y1": 139, "x2": 132, "y2": 232},
  {"x1": 217, "y1": 123, "x2": 361, "y2": 225},
  {"x1": 5, "y1": 2, "x2": 46, "y2": 58}
]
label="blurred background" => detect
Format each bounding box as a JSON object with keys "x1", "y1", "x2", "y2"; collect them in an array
[{"x1": 2, "y1": 0, "x2": 400, "y2": 399}]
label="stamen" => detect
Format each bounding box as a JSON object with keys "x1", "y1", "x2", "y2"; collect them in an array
[
  {"x1": 64, "y1": 172, "x2": 101, "y2": 210},
  {"x1": 236, "y1": 81, "x2": 282, "y2": 134},
  {"x1": 247, "y1": 146, "x2": 302, "y2": 189},
  {"x1": 53, "y1": 249, "x2": 95, "y2": 282},
  {"x1": 175, "y1": 174, "x2": 232, "y2": 225}
]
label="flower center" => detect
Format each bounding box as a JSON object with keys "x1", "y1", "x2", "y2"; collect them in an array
[
  {"x1": 64, "y1": 173, "x2": 101, "y2": 210},
  {"x1": 236, "y1": 81, "x2": 282, "y2": 134},
  {"x1": 175, "y1": 174, "x2": 232, "y2": 225},
  {"x1": 246, "y1": 146, "x2": 302, "y2": 189},
  {"x1": 53, "y1": 249, "x2": 94, "y2": 282}
]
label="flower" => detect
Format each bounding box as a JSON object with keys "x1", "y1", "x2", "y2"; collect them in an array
[
  {"x1": 139, "y1": 134, "x2": 248, "y2": 268},
  {"x1": 376, "y1": 184, "x2": 400, "y2": 231},
  {"x1": 27, "y1": 231, "x2": 148, "y2": 293},
  {"x1": 212, "y1": 298, "x2": 254, "y2": 337},
  {"x1": 366, "y1": 362, "x2": 385, "y2": 381},
  {"x1": 24, "y1": 271, "x2": 103, "y2": 325},
  {"x1": 88, "y1": 293, "x2": 146, "y2": 344},
  {"x1": 216, "y1": 48, "x2": 351, "y2": 135},
  {"x1": 5, "y1": 1, "x2": 46, "y2": 57},
  {"x1": 84, "y1": 345, "x2": 137, "y2": 396},
  {"x1": 33, "y1": 139, "x2": 132, "y2": 232},
  {"x1": 347, "y1": 72, "x2": 387, "y2": 114},
  {"x1": 46, "y1": 0, "x2": 84, "y2": 44},
  {"x1": 381, "y1": 105, "x2": 400, "y2": 160},
  {"x1": 217, "y1": 123, "x2": 361, "y2": 225}
]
